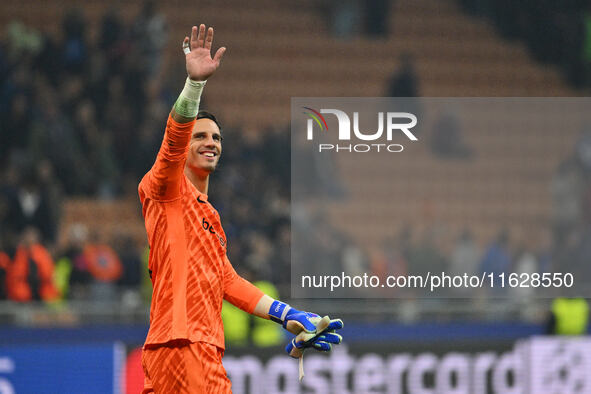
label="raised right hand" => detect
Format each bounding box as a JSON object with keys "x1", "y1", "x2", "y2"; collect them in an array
[{"x1": 183, "y1": 24, "x2": 226, "y2": 81}]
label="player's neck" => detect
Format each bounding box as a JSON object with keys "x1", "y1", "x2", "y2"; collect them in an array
[{"x1": 185, "y1": 167, "x2": 209, "y2": 195}]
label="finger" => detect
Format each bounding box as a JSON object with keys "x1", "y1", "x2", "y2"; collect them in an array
[
  {"x1": 284, "y1": 320, "x2": 304, "y2": 334},
  {"x1": 285, "y1": 339, "x2": 305, "y2": 358},
  {"x1": 315, "y1": 332, "x2": 342, "y2": 344},
  {"x1": 312, "y1": 342, "x2": 332, "y2": 352},
  {"x1": 204, "y1": 26, "x2": 214, "y2": 51},
  {"x1": 286, "y1": 312, "x2": 321, "y2": 333},
  {"x1": 301, "y1": 332, "x2": 341, "y2": 349},
  {"x1": 315, "y1": 316, "x2": 331, "y2": 333},
  {"x1": 294, "y1": 338, "x2": 310, "y2": 349},
  {"x1": 293, "y1": 316, "x2": 334, "y2": 348},
  {"x1": 213, "y1": 47, "x2": 226, "y2": 64},
  {"x1": 285, "y1": 319, "x2": 315, "y2": 334},
  {"x1": 190, "y1": 26, "x2": 198, "y2": 50},
  {"x1": 327, "y1": 319, "x2": 344, "y2": 331},
  {"x1": 285, "y1": 339, "x2": 295, "y2": 354},
  {"x1": 182, "y1": 37, "x2": 190, "y2": 55},
  {"x1": 197, "y1": 24, "x2": 206, "y2": 48}
]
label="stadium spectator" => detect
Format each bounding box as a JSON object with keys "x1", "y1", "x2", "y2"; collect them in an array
[
  {"x1": 388, "y1": 53, "x2": 419, "y2": 97},
  {"x1": 551, "y1": 159, "x2": 584, "y2": 248},
  {"x1": 243, "y1": 232, "x2": 273, "y2": 283},
  {"x1": 74, "y1": 98, "x2": 120, "y2": 197},
  {"x1": 387, "y1": 53, "x2": 422, "y2": 135},
  {"x1": 479, "y1": 229, "x2": 512, "y2": 293},
  {"x1": 373, "y1": 236, "x2": 408, "y2": 295},
  {"x1": 511, "y1": 235, "x2": 539, "y2": 304},
  {"x1": 546, "y1": 297, "x2": 589, "y2": 335},
  {"x1": 4, "y1": 21, "x2": 42, "y2": 61},
  {"x1": 0, "y1": 238, "x2": 9, "y2": 300},
  {"x1": 59, "y1": 224, "x2": 124, "y2": 302},
  {"x1": 61, "y1": 8, "x2": 88, "y2": 75},
  {"x1": 343, "y1": 235, "x2": 368, "y2": 279},
  {"x1": 407, "y1": 226, "x2": 448, "y2": 278},
  {"x1": 574, "y1": 128, "x2": 591, "y2": 175},
  {"x1": 430, "y1": 108, "x2": 472, "y2": 159},
  {"x1": 0, "y1": 164, "x2": 22, "y2": 249},
  {"x1": 570, "y1": 226, "x2": 591, "y2": 283},
  {"x1": 2, "y1": 91, "x2": 30, "y2": 154},
  {"x1": 83, "y1": 234, "x2": 123, "y2": 302},
  {"x1": 268, "y1": 219, "x2": 291, "y2": 295},
  {"x1": 130, "y1": 80, "x2": 172, "y2": 181},
  {"x1": 326, "y1": 0, "x2": 361, "y2": 39},
  {"x1": 102, "y1": 75, "x2": 139, "y2": 181},
  {"x1": 364, "y1": 0, "x2": 391, "y2": 37},
  {"x1": 112, "y1": 232, "x2": 143, "y2": 310},
  {"x1": 36, "y1": 160, "x2": 63, "y2": 244},
  {"x1": 5, "y1": 227, "x2": 59, "y2": 302},
  {"x1": 29, "y1": 82, "x2": 92, "y2": 195},
  {"x1": 61, "y1": 223, "x2": 92, "y2": 300},
  {"x1": 1, "y1": 163, "x2": 58, "y2": 245},
  {"x1": 99, "y1": 8, "x2": 128, "y2": 76},
  {"x1": 132, "y1": 0, "x2": 168, "y2": 77},
  {"x1": 449, "y1": 229, "x2": 480, "y2": 279},
  {"x1": 584, "y1": 6, "x2": 591, "y2": 86},
  {"x1": 113, "y1": 232, "x2": 142, "y2": 290}
]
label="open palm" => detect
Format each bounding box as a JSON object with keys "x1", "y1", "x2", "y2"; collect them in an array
[{"x1": 184, "y1": 24, "x2": 226, "y2": 81}]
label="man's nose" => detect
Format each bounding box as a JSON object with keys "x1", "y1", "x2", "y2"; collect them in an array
[{"x1": 204, "y1": 136, "x2": 216, "y2": 146}]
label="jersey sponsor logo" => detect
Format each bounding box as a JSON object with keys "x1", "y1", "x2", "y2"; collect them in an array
[
  {"x1": 202, "y1": 217, "x2": 226, "y2": 247},
  {"x1": 196, "y1": 194, "x2": 216, "y2": 215}
]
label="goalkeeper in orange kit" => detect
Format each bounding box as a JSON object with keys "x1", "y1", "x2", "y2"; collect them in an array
[{"x1": 138, "y1": 24, "x2": 343, "y2": 393}]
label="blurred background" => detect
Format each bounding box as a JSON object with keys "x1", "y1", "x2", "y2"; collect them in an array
[{"x1": 1, "y1": 0, "x2": 591, "y2": 392}]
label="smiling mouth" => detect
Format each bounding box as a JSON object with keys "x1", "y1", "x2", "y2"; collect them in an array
[{"x1": 200, "y1": 151, "x2": 217, "y2": 158}]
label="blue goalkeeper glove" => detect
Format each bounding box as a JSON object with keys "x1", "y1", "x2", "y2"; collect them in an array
[
  {"x1": 285, "y1": 320, "x2": 343, "y2": 355},
  {"x1": 268, "y1": 300, "x2": 344, "y2": 357}
]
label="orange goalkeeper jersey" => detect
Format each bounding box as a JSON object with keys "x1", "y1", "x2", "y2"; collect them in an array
[{"x1": 138, "y1": 115, "x2": 264, "y2": 349}]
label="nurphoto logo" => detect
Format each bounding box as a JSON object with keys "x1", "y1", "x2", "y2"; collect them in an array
[{"x1": 303, "y1": 107, "x2": 418, "y2": 153}]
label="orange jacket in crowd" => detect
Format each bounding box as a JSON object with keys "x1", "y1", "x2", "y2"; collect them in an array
[
  {"x1": 83, "y1": 244, "x2": 123, "y2": 282},
  {"x1": 0, "y1": 252, "x2": 9, "y2": 271},
  {"x1": 6, "y1": 243, "x2": 60, "y2": 302}
]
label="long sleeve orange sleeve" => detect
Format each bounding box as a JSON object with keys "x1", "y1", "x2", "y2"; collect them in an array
[
  {"x1": 223, "y1": 256, "x2": 265, "y2": 314},
  {"x1": 142, "y1": 115, "x2": 196, "y2": 201}
]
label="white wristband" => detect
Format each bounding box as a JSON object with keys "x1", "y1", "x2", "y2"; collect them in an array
[{"x1": 174, "y1": 77, "x2": 206, "y2": 118}]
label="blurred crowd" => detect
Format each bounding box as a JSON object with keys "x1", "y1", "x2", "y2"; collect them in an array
[
  {"x1": 1, "y1": 1, "x2": 170, "y2": 198},
  {"x1": 1, "y1": 2, "x2": 591, "y2": 319},
  {"x1": 0, "y1": 2, "x2": 295, "y2": 305},
  {"x1": 0, "y1": 1, "x2": 170, "y2": 305}
]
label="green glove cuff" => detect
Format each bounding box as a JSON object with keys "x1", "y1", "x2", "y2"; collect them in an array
[{"x1": 174, "y1": 77, "x2": 206, "y2": 118}]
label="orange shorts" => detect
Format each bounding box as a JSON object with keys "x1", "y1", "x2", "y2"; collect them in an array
[{"x1": 141, "y1": 340, "x2": 232, "y2": 394}]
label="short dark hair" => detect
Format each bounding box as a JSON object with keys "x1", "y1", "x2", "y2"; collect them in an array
[{"x1": 197, "y1": 110, "x2": 222, "y2": 132}]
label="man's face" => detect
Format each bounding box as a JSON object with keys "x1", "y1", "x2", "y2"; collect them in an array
[{"x1": 186, "y1": 118, "x2": 222, "y2": 176}]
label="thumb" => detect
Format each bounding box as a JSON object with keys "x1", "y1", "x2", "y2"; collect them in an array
[{"x1": 213, "y1": 47, "x2": 226, "y2": 64}]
